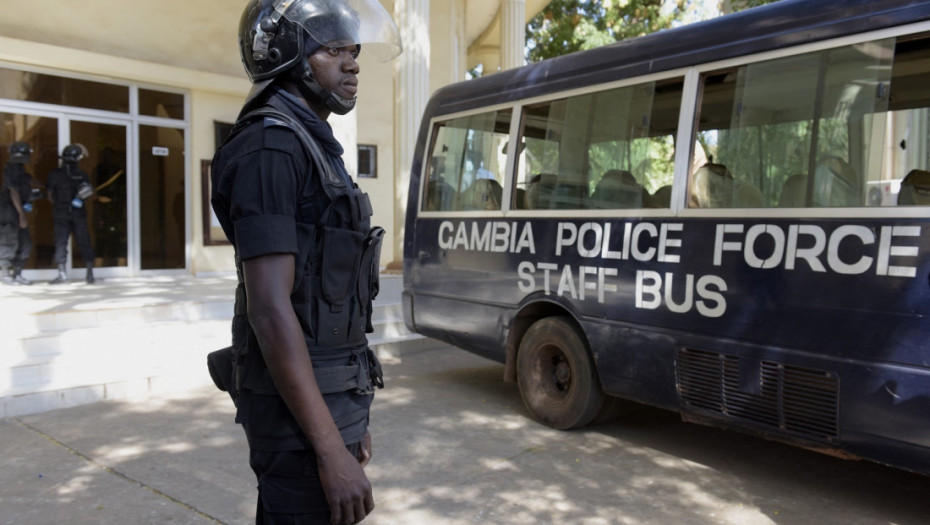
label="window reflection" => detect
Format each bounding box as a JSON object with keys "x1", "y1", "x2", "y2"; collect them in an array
[
  {"x1": 139, "y1": 88, "x2": 185, "y2": 120},
  {"x1": 0, "y1": 67, "x2": 129, "y2": 113},
  {"x1": 423, "y1": 109, "x2": 511, "y2": 212}
]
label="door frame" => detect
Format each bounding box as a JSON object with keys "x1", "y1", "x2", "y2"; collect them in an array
[
  {"x1": 0, "y1": 100, "x2": 179, "y2": 280},
  {"x1": 64, "y1": 114, "x2": 135, "y2": 280},
  {"x1": 134, "y1": 119, "x2": 190, "y2": 276}
]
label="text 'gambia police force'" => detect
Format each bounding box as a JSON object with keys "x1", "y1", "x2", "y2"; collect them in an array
[{"x1": 435, "y1": 220, "x2": 923, "y2": 318}]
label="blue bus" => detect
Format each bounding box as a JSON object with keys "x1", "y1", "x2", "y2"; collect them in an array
[{"x1": 402, "y1": 0, "x2": 930, "y2": 475}]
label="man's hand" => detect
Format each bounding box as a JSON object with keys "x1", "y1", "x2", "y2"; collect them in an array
[
  {"x1": 18, "y1": 213, "x2": 27, "y2": 229},
  {"x1": 317, "y1": 445, "x2": 375, "y2": 525}
]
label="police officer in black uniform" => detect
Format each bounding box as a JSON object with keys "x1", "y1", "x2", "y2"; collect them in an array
[
  {"x1": 209, "y1": 1, "x2": 401, "y2": 523},
  {"x1": 0, "y1": 141, "x2": 36, "y2": 285},
  {"x1": 46, "y1": 143, "x2": 96, "y2": 284}
]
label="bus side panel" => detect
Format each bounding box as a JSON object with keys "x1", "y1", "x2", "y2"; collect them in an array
[
  {"x1": 412, "y1": 293, "x2": 509, "y2": 363},
  {"x1": 409, "y1": 216, "x2": 930, "y2": 367},
  {"x1": 582, "y1": 319, "x2": 682, "y2": 409},
  {"x1": 406, "y1": 218, "x2": 528, "y2": 361},
  {"x1": 569, "y1": 217, "x2": 928, "y2": 365},
  {"x1": 841, "y1": 363, "x2": 930, "y2": 473},
  {"x1": 409, "y1": 215, "x2": 930, "y2": 472},
  {"x1": 587, "y1": 318, "x2": 930, "y2": 474}
]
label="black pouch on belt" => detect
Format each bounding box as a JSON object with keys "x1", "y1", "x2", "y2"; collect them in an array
[{"x1": 207, "y1": 346, "x2": 237, "y2": 403}]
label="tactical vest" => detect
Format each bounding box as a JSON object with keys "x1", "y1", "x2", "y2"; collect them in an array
[
  {"x1": 48, "y1": 164, "x2": 89, "y2": 214},
  {"x1": 209, "y1": 100, "x2": 384, "y2": 404}
]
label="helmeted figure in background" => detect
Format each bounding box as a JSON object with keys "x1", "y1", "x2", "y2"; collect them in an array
[
  {"x1": 46, "y1": 143, "x2": 96, "y2": 284},
  {"x1": 209, "y1": 1, "x2": 401, "y2": 523},
  {"x1": 0, "y1": 141, "x2": 37, "y2": 285}
]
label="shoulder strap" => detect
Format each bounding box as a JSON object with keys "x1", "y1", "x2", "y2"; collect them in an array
[
  {"x1": 237, "y1": 106, "x2": 349, "y2": 199},
  {"x1": 233, "y1": 106, "x2": 349, "y2": 294}
]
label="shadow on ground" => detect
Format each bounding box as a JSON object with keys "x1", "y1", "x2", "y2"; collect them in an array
[{"x1": 3, "y1": 347, "x2": 929, "y2": 525}]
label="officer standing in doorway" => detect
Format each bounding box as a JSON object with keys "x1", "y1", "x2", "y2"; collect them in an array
[
  {"x1": 0, "y1": 141, "x2": 36, "y2": 285},
  {"x1": 46, "y1": 143, "x2": 96, "y2": 284},
  {"x1": 210, "y1": 0, "x2": 401, "y2": 523}
]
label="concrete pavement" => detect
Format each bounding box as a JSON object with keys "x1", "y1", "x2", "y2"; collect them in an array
[{"x1": 4, "y1": 343, "x2": 930, "y2": 525}]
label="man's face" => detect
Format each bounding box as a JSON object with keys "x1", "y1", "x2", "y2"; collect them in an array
[{"x1": 308, "y1": 44, "x2": 361, "y2": 100}]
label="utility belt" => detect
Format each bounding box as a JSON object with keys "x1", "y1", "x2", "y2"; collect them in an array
[
  {"x1": 208, "y1": 342, "x2": 383, "y2": 403},
  {"x1": 248, "y1": 345, "x2": 382, "y2": 395}
]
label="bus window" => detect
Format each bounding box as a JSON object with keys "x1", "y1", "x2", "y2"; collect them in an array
[
  {"x1": 886, "y1": 35, "x2": 930, "y2": 206},
  {"x1": 693, "y1": 39, "x2": 895, "y2": 207},
  {"x1": 514, "y1": 78, "x2": 683, "y2": 210},
  {"x1": 422, "y1": 108, "x2": 511, "y2": 212}
]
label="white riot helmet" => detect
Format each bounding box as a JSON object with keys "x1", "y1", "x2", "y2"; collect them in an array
[{"x1": 239, "y1": 0, "x2": 402, "y2": 114}]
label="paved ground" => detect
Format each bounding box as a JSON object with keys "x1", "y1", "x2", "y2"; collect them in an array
[{"x1": 3, "y1": 344, "x2": 930, "y2": 525}]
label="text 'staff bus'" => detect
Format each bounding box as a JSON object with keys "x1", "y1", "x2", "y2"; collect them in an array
[{"x1": 402, "y1": 0, "x2": 930, "y2": 475}]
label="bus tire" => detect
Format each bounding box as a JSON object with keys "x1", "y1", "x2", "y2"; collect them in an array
[{"x1": 516, "y1": 316, "x2": 604, "y2": 430}]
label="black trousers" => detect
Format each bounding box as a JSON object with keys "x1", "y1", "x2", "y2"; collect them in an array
[
  {"x1": 12, "y1": 226, "x2": 32, "y2": 268},
  {"x1": 249, "y1": 443, "x2": 361, "y2": 525},
  {"x1": 52, "y1": 210, "x2": 94, "y2": 266},
  {"x1": 0, "y1": 220, "x2": 16, "y2": 267}
]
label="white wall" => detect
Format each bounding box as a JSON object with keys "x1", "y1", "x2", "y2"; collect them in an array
[{"x1": 354, "y1": 49, "x2": 399, "y2": 265}]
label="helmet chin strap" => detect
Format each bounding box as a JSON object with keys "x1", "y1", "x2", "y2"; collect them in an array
[{"x1": 293, "y1": 64, "x2": 357, "y2": 116}]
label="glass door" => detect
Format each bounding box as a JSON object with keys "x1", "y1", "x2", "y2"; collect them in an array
[
  {"x1": 1, "y1": 111, "x2": 132, "y2": 278},
  {"x1": 2, "y1": 108, "x2": 186, "y2": 277},
  {"x1": 69, "y1": 120, "x2": 130, "y2": 273},
  {"x1": 138, "y1": 124, "x2": 186, "y2": 270}
]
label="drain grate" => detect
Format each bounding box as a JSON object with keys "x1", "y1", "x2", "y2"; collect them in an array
[{"x1": 676, "y1": 348, "x2": 839, "y2": 441}]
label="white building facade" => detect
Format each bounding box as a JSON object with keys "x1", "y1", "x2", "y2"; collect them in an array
[{"x1": 0, "y1": 0, "x2": 547, "y2": 279}]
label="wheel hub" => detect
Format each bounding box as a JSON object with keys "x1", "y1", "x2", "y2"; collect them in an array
[{"x1": 554, "y1": 360, "x2": 571, "y2": 385}]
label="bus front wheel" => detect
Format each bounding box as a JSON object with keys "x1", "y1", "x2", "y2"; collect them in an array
[{"x1": 516, "y1": 316, "x2": 604, "y2": 430}]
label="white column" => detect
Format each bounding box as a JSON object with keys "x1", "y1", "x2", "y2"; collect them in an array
[
  {"x1": 501, "y1": 0, "x2": 526, "y2": 70},
  {"x1": 392, "y1": 0, "x2": 430, "y2": 267},
  {"x1": 453, "y1": 0, "x2": 467, "y2": 83}
]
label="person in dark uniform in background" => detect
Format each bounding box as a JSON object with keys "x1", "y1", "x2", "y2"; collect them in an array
[
  {"x1": 209, "y1": 0, "x2": 401, "y2": 523},
  {"x1": 93, "y1": 146, "x2": 127, "y2": 266},
  {"x1": 46, "y1": 143, "x2": 96, "y2": 284},
  {"x1": 0, "y1": 141, "x2": 36, "y2": 285}
]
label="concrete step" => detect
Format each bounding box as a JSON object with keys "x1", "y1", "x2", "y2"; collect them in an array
[
  {"x1": 0, "y1": 273, "x2": 445, "y2": 417},
  {"x1": 6, "y1": 275, "x2": 405, "y2": 339},
  {"x1": 3, "y1": 300, "x2": 408, "y2": 365},
  {"x1": 0, "y1": 306, "x2": 431, "y2": 406}
]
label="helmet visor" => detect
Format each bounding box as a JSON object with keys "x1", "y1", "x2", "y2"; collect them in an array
[{"x1": 282, "y1": 0, "x2": 402, "y2": 62}]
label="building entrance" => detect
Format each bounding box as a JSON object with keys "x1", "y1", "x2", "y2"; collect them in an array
[{"x1": 1, "y1": 109, "x2": 187, "y2": 279}]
